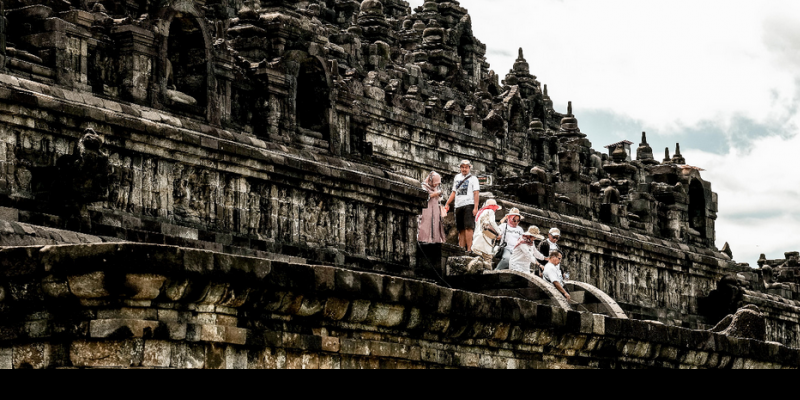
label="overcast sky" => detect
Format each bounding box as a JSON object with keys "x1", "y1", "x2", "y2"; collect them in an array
[{"x1": 408, "y1": 0, "x2": 800, "y2": 265}]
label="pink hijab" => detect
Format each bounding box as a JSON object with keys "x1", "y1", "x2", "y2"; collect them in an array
[{"x1": 423, "y1": 172, "x2": 441, "y2": 194}]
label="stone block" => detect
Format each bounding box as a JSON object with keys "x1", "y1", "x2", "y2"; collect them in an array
[
  {"x1": 322, "y1": 336, "x2": 340, "y2": 353},
  {"x1": 157, "y1": 309, "x2": 180, "y2": 323},
  {"x1": 143, "y1": 341, "x2": 171, "y2": 368},
  {"x1": 604, "y1": 318, "x2": 624, "y2": 337},
  {"x1": 0, "y1": 348, "x2": 11, "y2": 369},
  {"x1": 12, "y1": 343, "x2": 51, "y2": 369},
  {"x1": 161, "y1": 224, "x2": 199, "y2": 240},
  {"x1": 65, "y1": 270, "x2": 109, "y2": 299},
  {"x1": 164, "y1": 323, "x2": 187, "y2": 341},
  {"x1": 70, "y1": 340, "x2": 141, "y2": 368},
  {"x1": 24, "y1": 320, "x2": 50, "y2": 338},
  {"x1": 592, "y1": 314, "x2": 606, "y2": 335},
  {"x1": 282, "y1": 332, "x2": 322, "y2": 352},
  {"x1": 205, "y1": 344, "x2": 227, "y2": 369},
  {"x1": 323, "y1": 297, "x2": 350, "y2": 321},
  {"x1": 334, "y1": 269, "x2": 361, "y2": 293},
  {"x1": 225, "y1": 346, "x2": 248, "y2": 370},
  {"x1": 170, "y1": 343, "x2": 205, "y2": 369},
  {"x1": 384, "y1": 277, "x2": 405, "y2": 303},
  {"x1": 89, "y1": 319, "x2": 160, "y2": 339},
  {"x1": 320, "y1": 354, "x2": 342, "y2": 370},
  {"x1": 97, "y1": 308, "x2": 158, "y2": 321},
  {"x1": 186, "y1": 324, "x2": 248, "y2": 345},
  {"x1": 346, "y1": 299, "x2": 371, "y2": 323},
  {"x1": 0, "y1": 207, "x2": 19, "y2": 221},
  {"x1": 360, "y1": 273, "x2": 385, "y2": 299},
  {"x1": 366, "y1": 303, "x2": 406, "y2": 327},
  {"x1": 313, "y1": 266, "x2": 335, "y2": 293},
  {"x1": 340, "y1": 339, "x2": 370, "y2": 356}
]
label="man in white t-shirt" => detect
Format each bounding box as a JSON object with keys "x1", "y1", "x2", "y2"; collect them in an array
[
  {"x1": 542, "y1": 250, "x2": 570, "y2": 301},
  {"x1": 444, "y1": 160, "x2": 480, "y2": 251}
]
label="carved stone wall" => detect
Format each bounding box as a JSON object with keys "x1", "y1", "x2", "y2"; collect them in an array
[{"x1": 0, "y1": 75, "x2": 425, "y2": 276}]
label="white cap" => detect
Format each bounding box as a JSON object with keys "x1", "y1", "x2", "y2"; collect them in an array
[
  {"x1": 459, "y1": 160, "x2": 473, "y2": 167},
  {"x1": 549, "y1": 228, "x2": 561, "y2": 237}
]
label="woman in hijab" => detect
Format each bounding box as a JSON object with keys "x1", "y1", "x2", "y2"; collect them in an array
[
  {"x1": 418, "y1": 172, "x2": 446, "y2": 244},
  {"x1": 471, "y1": 199, "x2": 502, "y2": 260}
]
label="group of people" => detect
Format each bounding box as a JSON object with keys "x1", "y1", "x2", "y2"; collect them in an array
[{"x1": 417, "y1": 160, "x2": 571, "y2": 301}]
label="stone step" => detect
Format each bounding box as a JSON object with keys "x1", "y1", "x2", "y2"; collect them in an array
[{"x1": 569, "y1": 291, "x2": 586, "y2": 304}]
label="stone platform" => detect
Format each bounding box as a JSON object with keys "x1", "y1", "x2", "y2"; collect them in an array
[{"x1": 0, "y1": 243, "x2": 797, "y2": 369}]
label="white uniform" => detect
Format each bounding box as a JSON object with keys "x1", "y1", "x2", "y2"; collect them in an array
[{"x1": 509, "y1": 242, "x2": 547, "y2": 274}]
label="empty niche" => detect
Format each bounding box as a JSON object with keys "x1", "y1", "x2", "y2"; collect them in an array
[
  {"x1": 296, "y1": 57, "x2": 331, "y2": 141},
  {"x1": 688, "y1": 180, "x2": 707, "y2": 237}
]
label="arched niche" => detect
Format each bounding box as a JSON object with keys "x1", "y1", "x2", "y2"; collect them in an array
[
  {"x1": 486, "y1": 83, "x2": 501, "y2": 97},
  {"x1": 289, "y1": 53, "x2": 332, "y2": 143},
  {"x1": 155, "y1": 4, "x2": 214, "y2": 118},
  {"x1": 688, "y1": 179, "x2": 707, "y2": 237}
]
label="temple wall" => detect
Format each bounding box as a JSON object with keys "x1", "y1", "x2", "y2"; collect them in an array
[
  {"x1": 0, "y1": 244, "x2": 797, "y2": 370},
  {"x1": 0, "y1": 76, "x2": 426, "y2": 276}
]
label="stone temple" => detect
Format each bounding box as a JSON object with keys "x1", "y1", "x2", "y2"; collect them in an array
[{"x1": 0, "y1": 0, "x2": 798, "y2": 369}]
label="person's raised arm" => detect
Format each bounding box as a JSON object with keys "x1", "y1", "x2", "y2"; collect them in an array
[{"x1": 554, "y1": 281, "x2": 571, "y2": 302}]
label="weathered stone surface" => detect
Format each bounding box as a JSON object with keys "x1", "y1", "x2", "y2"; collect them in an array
[
  {"x1": 70, "y1": 340, "x2": 141, "y2": 368},
  {"x1": 711, "y1": 306, "x2": 767, "y2": 342},
  {"x1": 446, "y1": 256, "x2": 489, "y2": 276}
]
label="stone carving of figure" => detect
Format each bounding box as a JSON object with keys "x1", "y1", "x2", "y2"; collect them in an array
[
  {"x1": 141, "y1": 158, "x2": 154, "y2": 215},
  {"x1": 248, "y1": 190, "x2": 261, "y2": 236},
  {"x1": 165, "y1": 59, "x2": 198, "y2": 106},
  {"x1": 258, "y1": 185, "x2": 271, "y2": 237},
  {"x1": 278, "y1": 187, "x2": 290, "y2": 241},
  {"x1": 200, "y1": 170, "x2": 215, "y2": 225},
  {"x1": 223, "y1": 184, "x2": 234, "y2": 231}
]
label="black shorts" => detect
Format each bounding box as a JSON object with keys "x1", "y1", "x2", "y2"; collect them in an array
[{"x1": 456, "y1": 206, "x2": 475, "y2": 231}]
